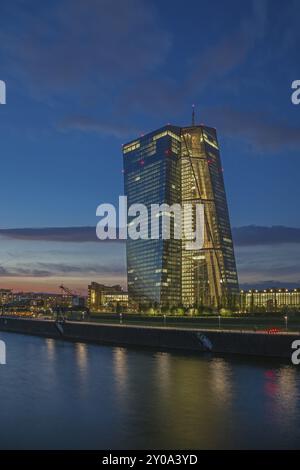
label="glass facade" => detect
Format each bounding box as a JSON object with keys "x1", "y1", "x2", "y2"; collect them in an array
[
  {"x1": 123, "y1": 124, "x2": 239, "y2": 308},
  {"x1": 124, "y1": 126, "x2": 182, "y2": 307},
  {"x1": 181, "y1": 125, "x2": 239, "y2": 308}
]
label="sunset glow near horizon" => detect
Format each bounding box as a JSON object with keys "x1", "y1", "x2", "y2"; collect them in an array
[{"x1": 1, "y1": 0, "x2": 300, "y2": 293}]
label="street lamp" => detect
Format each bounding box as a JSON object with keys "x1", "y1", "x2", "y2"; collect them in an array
[
  {"x1": 163, "y1": 314, "x2": 166, "y2": 326},
  {"x1": 284, "y1": 315, "x2": 288, "y2": 331},
  {"x1": 218, "y1": 315, "x2": 221, "y2": 329},
  {"x1": 119, "y1": 312, "x2": 123, "y2": 325}
]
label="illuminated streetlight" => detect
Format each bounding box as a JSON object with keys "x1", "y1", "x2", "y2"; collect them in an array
[
  {"x1": 284, "y1": 315, "x2": 288, "y2": 331},
  {"x1": 218, "y1": 315, "x2": 221, "y2": 329}
]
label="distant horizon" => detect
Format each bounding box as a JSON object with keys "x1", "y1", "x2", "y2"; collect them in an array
[
  {"x1": 3, "y1": 282, "x2": 300, "y2": 296},
  {"x1": 1, "y1": 224, "x2": 300, "y2": 292}
]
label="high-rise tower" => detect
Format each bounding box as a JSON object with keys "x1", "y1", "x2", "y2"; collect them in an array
[
  {"x1": 123, "y1": 126, "x2": 182, "y2": 307},
  {"x1": 123, "y1": 122, "x2": 239, "y2": 309}
]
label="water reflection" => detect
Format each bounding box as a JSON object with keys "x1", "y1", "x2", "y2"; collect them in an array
[
  {"x1": 45, "y1": 338, "x2": 56, "y2": 361},
  {"x1": 0, "y1": 332, "x2": 300, "y2": 449},
  {"x1": 113, "y1": 347, "x2": 129, "y2": 397},
  {"x1": 266, "y1": 366, "x2": 299, "y2": 429},
  {"x1": 210, "y1": 358, "x2": 233, "y2": 403},
  {"x1": 75, "y1": 343, "x2": 88, "y2": 372},
  {"x1": 156, "y1": 352, "x2": 171, "y2": 393}
]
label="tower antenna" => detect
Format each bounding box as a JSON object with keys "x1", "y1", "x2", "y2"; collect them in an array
[{"x1": 192, "y1": 104, "x2": 195, "y2": 126}]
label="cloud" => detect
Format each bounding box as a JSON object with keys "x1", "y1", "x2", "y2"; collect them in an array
[
  {"x1": 37, "y1": 262, "x2": 125, "y2": 276},
  {"x1": 114, "y1": 0, "x2": 269, "y2": 119},
  {"x1": 1, "y1": 223, "x2": 300, "y2": 290},
  {"x1": 55, "y1": 0, "x2": 300, "y2": 154},
  {"x1": 203, "y1": 107, "x2": 300, "y2": 152},
  {"x1": 59, "y1": 116, "x2": 140, "y2": 139},
  {"x1": 235, "y1": 241, "x2": 300, "y2": 288},
  {"x1": 2, "y1": 225, "x2": 300, "y2": 247},
  {"x1": 0, "y1": 227, "x2": 115, "y2": 243},
  {"x1": 187, "y1": 0, "x2": 268, "y2": 93},
  {"x1": 1, "y1": 0, "x2": 171, "y2": 92},
  {"x1": 238, "y1": 262, "x2": 300, "y2": 278},
  {"x1": 0, "y1": 261, "x2": 125, "y2": 278},
  {"x1": 0, "y1": 266, "x2": 54, "y2": 278},
  {"x1": 3, "y1": 0, "x2": 297, "y2": 158},
  {"x1": 240, "y1": 280, "x2": 300, "y2": 290},
  {"x1": 61, "y1": 101, "x2": 300, "y2": 154},
  {"x1": 232, "y1": 225, "x2": 300, "y2": 246},
  {"x1": 116, "y1": 77, "x2": 184, "y2": 118}
]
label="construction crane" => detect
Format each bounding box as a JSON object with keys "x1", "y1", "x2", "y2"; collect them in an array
[
  {"x1": 59, "y1": 284, "x2": 86, "y2": 309},
  {"x1": 50, "y1": 285, "x2": 74, "y2": 322},
  {"x1": 59, "y1": 284, "x2": 76, "y2": 297}
]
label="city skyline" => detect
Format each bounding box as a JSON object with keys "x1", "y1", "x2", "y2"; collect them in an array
[{"x1": 0, "y1": 0, "x2": 300, "y2": 293}]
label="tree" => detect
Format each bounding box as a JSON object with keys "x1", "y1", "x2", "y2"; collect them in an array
[{"x1": 219, "y1": 308, "x2": 232, "y2": 317}]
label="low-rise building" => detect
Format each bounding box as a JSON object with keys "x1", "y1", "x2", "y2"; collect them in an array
[
  {"x1": 240, "y1": 288, "x2": 300, "y2": 313},
  {"x1": 88, "y1": 282, "x2": 128, "y2": 312},
  {"x1": 0, "y1": 289, "x2": 13, "y2": 305}
]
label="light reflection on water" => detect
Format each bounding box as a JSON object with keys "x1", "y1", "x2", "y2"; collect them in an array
[{"x1": 0, "y1": 332, "x2": 299, "y2": 449}]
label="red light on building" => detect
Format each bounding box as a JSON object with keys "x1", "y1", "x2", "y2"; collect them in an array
[
  {"x1": 266, "y1": 328, "x2": 280, "y2": 334},
  {"x1": 265, "y1": 370, "x2": 275, "y2": 379}
]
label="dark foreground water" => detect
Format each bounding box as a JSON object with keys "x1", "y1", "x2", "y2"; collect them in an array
[{"x1": 0, "y1": 332, "x2": 300, "y2": 449}]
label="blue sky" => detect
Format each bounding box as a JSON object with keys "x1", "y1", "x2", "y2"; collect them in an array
[{"x1": 0, "y1": 0, "x2": 300, "y2": 292}]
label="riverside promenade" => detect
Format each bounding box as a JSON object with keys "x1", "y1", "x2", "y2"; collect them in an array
[{"x1": 0, "y1": 316, "x2": 299, "y2": 359}]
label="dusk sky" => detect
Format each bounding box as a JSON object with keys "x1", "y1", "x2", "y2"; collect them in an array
[{"x1": 0, "y1": 0, "x2": 300, "y2": 292}]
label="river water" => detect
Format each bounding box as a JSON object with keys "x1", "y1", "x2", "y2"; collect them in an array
[{"x1": 0, "y1": 332, "x2": 299, "y2": 449}]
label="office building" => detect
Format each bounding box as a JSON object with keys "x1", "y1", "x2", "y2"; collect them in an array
[
  {"x1": 123, "y1": 122, "x2": 239, "y2": 308},
  {"x1": 88, "y1": 282, "x2": 128, "y2": 312},
  {"x1": 240, "y1": 288, "x2": 300, "y2": 312}
]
